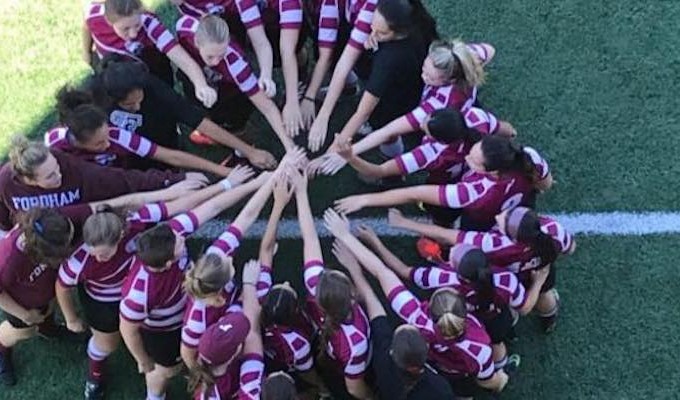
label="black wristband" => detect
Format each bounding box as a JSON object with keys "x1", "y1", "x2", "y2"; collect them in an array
[{"x1": 302, "y1": 96, "x2": 315, "y2": 103}]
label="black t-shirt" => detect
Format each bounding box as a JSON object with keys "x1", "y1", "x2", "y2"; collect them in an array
[
  {"x1": 364, "y1": 35, "x2": 426, "y2": 129},
  {"x1": 370, "y1": 316, "x2": 454, "y2": 400},
  {"x1": 107, "y1": 75, "x2": 206, "y2": 149}
]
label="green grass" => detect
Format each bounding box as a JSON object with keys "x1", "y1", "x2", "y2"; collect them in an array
[{"x1": 0, "y1": 0, "x2": 679, "y2": 399}]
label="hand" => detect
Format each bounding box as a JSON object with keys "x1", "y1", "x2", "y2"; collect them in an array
[
  {"x1": 246, "y1": 148, "x2": 278, "y2": 170},
  {"x1": 320, "y1": 152, "x2": 348, "y2": 176},
  {"x1": 66, "y1": 317, "x2": 87, "y2": 333},
  {"x1": 258, "y1": 77, "x2": 277, "y2": 98},
  {"x1": 356, "y1": 224, "x2": 380, "y2": 246},
  {"x1": 497, "y1": 120, "x2": 517, "y2": 138},
  {"x1": 21, "y1": 308, "x2": 47, "y2": 325},
  {"x1": 242, "y1": 259, "x2": 261, "y2": 285},
  {"x1": 272, "y1": 179, "x2": 294, "y2": 208},
  {"x1": 282, "y1": 101, "x2": 303, "y2": 138},
  {"x1": 332, "y1": 240, "x2": 361, "y2": 276},
  {"x1": 387, "y1": 208, "x2": 407, "y2": 228},
  {"x1": 335, "y1": 135, "x2": 353, "y2": 160},
  {"x1": 308, "y1": 114, "x2": 329, "y2": 152},
  {"x1": 323, "y1": 208, "x2": 351, "y2": 238},
  {"x1": 364, "y1": 33, "x2": 379, "y2": 51},
  {"x1": 286, "y1": 165, "x2": 307, "y2": 193},
  {"x1": 226, "y1": 165, "x2": 256, "y2": 187},
  {"x1": 137, "y1": 356, "x2": 155, "y2": 374},
  {"x1": 334, "y1": 195, "x2": 367, "y2": 215},
  {"x1": 531, "y1": 266, "x2": 550, "y2": 284},
  {"x1": 167, "y1": 179, "x2": 206, "y2": 197},
  {"x1": 195, "y1": 85, "x2": 217, "y2": 108},
  {"x1": 185, "y1": 172, "x2": 210, "y2": 186},
  {"x1": 280, "y1": 146, "x2": 308, "y2": 171},
  {"x1": 300, "y1": 96, "x2": 316, "y2": 129}
]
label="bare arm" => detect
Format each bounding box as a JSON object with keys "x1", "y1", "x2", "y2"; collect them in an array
[
  {"x1": 518, "y1": 268, "x2": 550, "y2": 315},
  {"x1": 247, "y1": 26, "x2": 275, "y2": 88},
  {"x1": 388, "y1": 208, "x2": 461, "y2": 246},
  {"x1": 334, "y1": 185, "x2": 441, "y2": 215},
  {"x1": 280, "y1": 28, "x2": 303, "y2": 137},
  {"x1": 249, "y1": 92, "x2": 295, "y2": 150},
  {"x1": 119, "y1": 319, "x2": 154, "y2": 371},
  {"x1": 152, "y1": 146, "x2": 231, "y2": 177},
  {"x1": 258, "y1": 182, "x2": 291, "y2": 266},
  {"x1": 300, "y1": 47, "x2": 333, "y2": 128},
  {"x1": 180, "y1": 344, "x2": 198, "y2": 370},
  {"x1": 352, "y1": 115, "x2": 414, "y2": 155},
  {"x1": 336, "y1": 139, "x2": 401, "y2": 179},
  {"x1": 295, "y1": 174, "x2": 323, "y2": 263},
  {"x1": 87, "y1": 179, "x2": 205, "y2": 213},
  {"x1": 55, "y1": 283, "x2": 85, "y2": 332},
  {"x1": 356, "y1": 225, "x2": 412, "y2": 281},
  {"x1": 166, "y1": 46, "x2": 215, "y2": 105},
  {"x1": 336, "y1": 92, "x2": 379, "y2": 144},
  {"x1": 345, "y1": 377, "x2": 374, "y2": 400}
]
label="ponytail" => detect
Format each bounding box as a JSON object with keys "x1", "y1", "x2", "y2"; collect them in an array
[
  {"x1": 316, "y1": 270, "x2": 354, "y2": 356},
  {"x1": 480, "y1": 136, "x2": 535, "y2": 182},
  {"x1": 455, "y1": 248, "x2": 494, "y2": 311},
  {"x1": 515, "y1": 210, "x2": 559, "y2": 266},
  {"x1": 407, "y1": 0, "x2": 439, "y2": 45},
  {"x1": 9, "y1": 136, "x2": 50, "y2": 179},
  {"x1": 55, "y1": 85, "x2": 107, "y2": 143},
  {"x1": 20, "y1": 208, "x2": 75, "y2": 267},
  {"x1": 183, "y1": 252, "x2": 233, "y2": 298},
  {"x1": 429, "y1": 288, "x2": 467, "y2": 338},
  {"x1": 195, "y1": 15, "x2": 230, "y2": 47},
  {"x1": 427, "y1": 108, "x2": 480, "y2": 145},
  {"x1": 187, "y1": 359, "x2": 216, "y2": 396},
  {"x1": 428, "y1": 39, "x2": 486, "y2": 88}
]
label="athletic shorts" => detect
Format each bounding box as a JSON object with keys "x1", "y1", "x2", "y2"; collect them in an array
[
  {"x1": 78, "y1": 286, "x2": 120, "y2": 334},
  {"x1": 446, "y1": 375, "x2": 478, "y2": 398},
  {"x1": 141, "y1": 328, "x2": 182, "y2": 367},
  {"x1": 478, "y1": 306, "x2": 514, "y2": 344},
  {"x1": 4, "y1": 306, "x2": 50, "y2": 329}
]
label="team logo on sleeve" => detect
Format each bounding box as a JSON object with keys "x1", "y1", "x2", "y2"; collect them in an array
[
  {"x1": 110, "y1": 110, "x2": 143, "y2": 132},
  {"x1": 124, "y1": 40, "x2": 144, "y2": 55}
]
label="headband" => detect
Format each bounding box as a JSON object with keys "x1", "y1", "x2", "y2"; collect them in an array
[{"x1": 505, "y1": 207, "x2": 531, "y2": 239}]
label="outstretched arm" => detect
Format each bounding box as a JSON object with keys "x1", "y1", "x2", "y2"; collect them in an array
[
  {"x1": 258, "y1": 181, "x2": 293, "y2": 266},
  {"x1": 334, "y1": 185, "x2": 441, "y2": 215},
  {"x1": 387, "y1": 208, "x2": 461, "y2": 246},
  {"x1": 152, "y1": 146, "x2": 232, "y2": 177},
  {"x1": 355, "y1": 224, "x2": 412, "y2": 281},
  {"x1": 293, "y1": 169, "x2": 322, "y2": 263}
]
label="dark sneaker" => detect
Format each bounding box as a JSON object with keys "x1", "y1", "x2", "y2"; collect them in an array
[
  {"x1": 0, "y1": 351, "x2": 17, "y2": 386},
  {"x1": 84, "y1": 379, "x2": 104, "y2": 400},
  {"x1": 503, "y1": 354, "x2": 521, "y2": 376}
]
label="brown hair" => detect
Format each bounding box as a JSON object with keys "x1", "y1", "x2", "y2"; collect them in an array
[
  {"x1": 134, "y1": 224, "x2": 176, "y2": 269},
  {"x1": 183, "y1": 253, "x2": 233, "y2": 298},
  {"x1": 195, "y1": 15, "x2": 230, "y2": 47},
  {"x1": 9, "y1": 136, "x2": 50, "y2": 179},
  {"x1": 83, "y1": 206, "x2": 126, "y2": 247},
  {"x1": 316, "y1": 270, "x2": 354, "y2": 354},
  {"x1": 105, "y1": 0, "x2": 143, "y2": 21},
  {"x1": 428, "y1": 39, "x2": 485, "y2": 88},
  {"x1": 262, "y1": 372, "x2": 298, "y2": 400},
  {"x1": 187, "y1": 359, "x2": 215, "y2": 397},
  {"x1": 429, "y1": 288, "x2": 467, "y2": 338},
  {"x1": 20, "y1": 208, "x2": 75, "y2": 267}
]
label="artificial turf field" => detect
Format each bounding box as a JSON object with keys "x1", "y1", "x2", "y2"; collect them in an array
[{"x1": 1, "y1": 0, "x2": 679, "y2": 399}]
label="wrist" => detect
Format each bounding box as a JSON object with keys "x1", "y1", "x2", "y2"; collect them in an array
[{"x1": 219, "y1": 179, "x2": 233, "y2": 191}]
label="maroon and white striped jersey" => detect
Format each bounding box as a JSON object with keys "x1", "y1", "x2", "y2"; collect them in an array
[
  {"x1": 410, "y1": 265, "x2": 528, "y2": 315},
  {"x1": 85, "y1": 2, "x2": 178, "y2": 60},
  {"x1": 45, "y1": 126, "x2": 158, "y2": 169},
  {"x1": 345, "y1": 0, "x2": 378, "y2": 50},
  {"x1": 394, "y1": 107, "x2": 498, "y2": 184},
  {"x1": 313, "y1": 0, "x2": 341, "y2": 48},
  {"x1": 303, "y1": 259, "x2": 371, "y2": 378},
  {"x1": 194, "y1": 353, "x2": 264, "y2": 400},
  {"x1": 387, "y1": 284, "x2": 494, "y2": 379},
  {"x1": 258, "y1": 0, "x2": 303, "y2": 30},
  {"x1": 119, "y1": 212, "x2": 199, "y2": 331},
  {"x1": 437, "y1": 147, "x2": 550, "y2": 227},
  {"x1": 405, "y1": 43, "x2": 495, "y2": 130},
  {"x1": 456, "y1": 216, "x2": 573, "y2": 274},
  {"x1": 177, "y1": 0, "x2": 262, "y2": 30},
  {"x1": 58, "y1": 203, "x2": 168, "y2": 303},
  {"x1": 176, "y1": 16, "x2": 259, "y2": 96}
]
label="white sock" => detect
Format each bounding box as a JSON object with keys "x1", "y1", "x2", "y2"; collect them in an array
[
  {"x1": 87, "y1": 337, "x2": 110, "y2": 361},
  {"x1": 379, "y1": 137, "x2": 404, "y2": 158},
  {"x1": 494, "y1": 356, "x2": 508, "y2": 371},
  {"x1": 146, "y1": 390, "x2": 165, "y2": 400}
]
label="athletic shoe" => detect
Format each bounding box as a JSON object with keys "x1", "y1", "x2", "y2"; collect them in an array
[
  {"x1": 504, "y1": 354, "x2": 521, "y2": 376},
  {"x1": 84, "y1": 379, "x2": 104, "y2": 400},
  {"x1": 416, "y1": 237, "x2": 445, "y2": 263},
  {"x1": 189, "y1": 130, "x2": 217, "y2": 146},
  {"x1": 541, "y1": 289, "x2": 560, "y2": 333},
  {"x1": 0, "y1": 351, "x2": 16, "y2": 386}
]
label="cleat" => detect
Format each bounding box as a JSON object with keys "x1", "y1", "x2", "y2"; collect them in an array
[
  {"x1": 504, "y1": 354, "x2": 521, "y2": 376},
  {"x1": 84, "y1": 379, "x2": 104, "y2": 400},
  {"x1": 416, "y1": 237, "x2": 444, "y2": 263}
]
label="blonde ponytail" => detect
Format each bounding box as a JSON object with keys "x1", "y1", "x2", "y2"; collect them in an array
[
  {"x1": 195, "y1": 15, "x2": 230, "y2": 47},
  {"x1": 429, "y1": 288, "x2": 467, "y2": 338},
  {"x1": 9, "y1": 135, "x2": 49, "y2": 179},
  {"x1": 428, "y1": 39, "x2": 486, "y2": 88},
  {"x1": 183, "y1": 252, "x2": 233, "y2": 298}
]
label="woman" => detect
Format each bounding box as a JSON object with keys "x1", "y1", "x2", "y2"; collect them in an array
[
  {"x1": 335, "y1": 135, "x2": 552, "y2": 231},
  {"x1": 355, "y1": 225, "x2": 548, "y2": 374},
  {"x1": 175, "y1": 15, "x2": 293, "y2": 150},
  {"x1": 324, "y1": 209, "x2": 513, "y2": 398},
  {"x1": 0, "y1": 136, "x2": 202, "y2": 231},
  {"x1": 180, "y1": 160, "x2": 294, "y2": 368},
  {"x1": 292, "y1": 168, "x2": 373, "y2": 399},
  {"x1": 321, "y1": 0, "x2": 438, "y2": 158},
  {"x1": 314, "y1": 38, "x2": 514, "y2": 174},
  {"x1": 47, "y1": 86, "x2": 233, "y2": 177},
  {"x1": 170, "y1": 0, "x2": 277, "y2": 99},
  {"x1": 0, "y1": 181, "x2": 197, "y2": 387},
  {"x1": 118, "y1": 157, "x2": 297, "y2": 400},
  {"x1": 88, "y1": 56, "x2": 277, "y2": 169},
  {"x1": 335, "y1": 107, "x2": 499, "y2": 226},
  {"x1": 389, "y1": 206, "x2": 575, "y2": 332},
  {"x1": 55, "y1": 168, "x2": 252, "y2": 399},
  {"x1": 83, "y1": 0, "x2": 217, "y2": 107}
]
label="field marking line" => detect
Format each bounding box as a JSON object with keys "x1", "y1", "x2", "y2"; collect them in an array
[{"x1": 192, "y1": 211, "x2": 680, "y2": 239}]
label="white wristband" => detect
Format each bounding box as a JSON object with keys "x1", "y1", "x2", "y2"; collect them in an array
[{"x1": 219, "y1": 179, "x2": 233, "y2": 191}]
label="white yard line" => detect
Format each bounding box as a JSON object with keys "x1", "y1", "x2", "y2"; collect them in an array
[{"x1": 192, "y1": 211, "x2": 680, "y2": 239}]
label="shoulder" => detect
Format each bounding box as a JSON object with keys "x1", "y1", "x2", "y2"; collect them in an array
[
  {"x1": 44, "y1": 127, "x2": 69, "y2": 147},
  {"x1": 85, "y1": 2, "x2": 106, "y2": 20},
  {"x1": 176, "y1": 15, "x2": 200, "y2": 34}
]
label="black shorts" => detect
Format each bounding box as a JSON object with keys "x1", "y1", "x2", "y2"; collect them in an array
[
  {"x1": 446, "y1": 375, "x2": 478, "y2": 398},
  {"x1": 479, "y1": 306, "x2": 514, "y2": 344},
  {"x1": 177, "y1": 71, "x2": 255, "y2": 132},
  {"x1": 78, "y1": 286, "x2": 120, "y2": 334},
  {"x1": 141, "y1": 328, "x2": 182, "y2": 367},
  {"x1": 3, "y1": 306, "x2": 50, "y2": 329},
  {"x1": 422, "y1": 203, "x2": 462, "y2": 228}
]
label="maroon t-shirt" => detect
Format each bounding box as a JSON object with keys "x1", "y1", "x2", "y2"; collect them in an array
[
  {"x1": 0, "y1": 204, "x2": 93, "y2": 310},
  {"x1": 0, "y1": 150, "x2": 184, "y2": 230}
]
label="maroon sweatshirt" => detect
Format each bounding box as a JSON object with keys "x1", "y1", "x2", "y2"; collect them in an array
[{"x1": 0, "y1": 150, "x2": 184, "y2": 230}]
